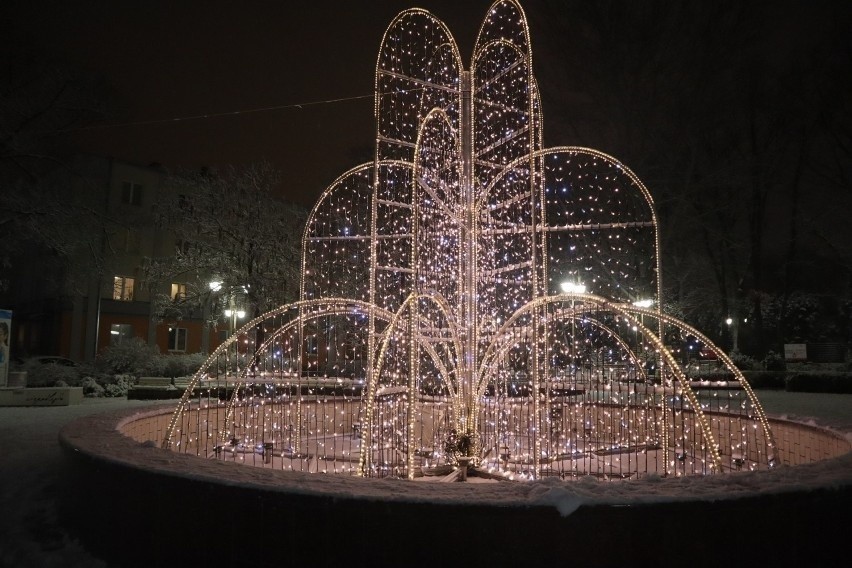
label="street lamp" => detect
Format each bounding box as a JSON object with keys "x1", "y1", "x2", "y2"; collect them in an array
[
  {"x1": 560, "y1": 282, "x2": 587, "y2": 294},
  {"x1": 222, "y1": 307, "x2": 245, "y2": 375},
  {"x1": 224, "y1": 308, "x2": 246, "y2": 335},
  {"x1": 201, "y1": 281, "x2": 225, "y2": 354},
  {"x1": 725, "y1": 317, "x2": 739, "y2": 352},
  {"x1": 560, "y1": 282, "x2": 586, "y2": 381}
]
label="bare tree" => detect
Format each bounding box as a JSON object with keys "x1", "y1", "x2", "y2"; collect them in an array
[
  {"x1": 532, "y1": 0, "x2": 852, "y2": 353},
  {"x1": 145, "y1": 162, "x2": 306, "y2": 332},
  {"x1": 0, "y1": 40, "x2": 110, "y2": 293}
]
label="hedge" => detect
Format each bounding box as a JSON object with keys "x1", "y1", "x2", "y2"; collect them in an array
[
  {"x1": 784, "y1": 372, "x2": 852, "y2": 394},
  {"x1": 743, "y1": 371, "x2": 852, "y2": 394}
]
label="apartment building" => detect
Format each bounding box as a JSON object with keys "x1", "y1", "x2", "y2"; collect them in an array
[{"x1": 7, "y1": 156, "x2": 221, "y2": 362}]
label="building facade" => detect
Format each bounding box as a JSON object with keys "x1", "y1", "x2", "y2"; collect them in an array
[{"x1": 8, "y1": 156, "x2": 222, "y2": 362}]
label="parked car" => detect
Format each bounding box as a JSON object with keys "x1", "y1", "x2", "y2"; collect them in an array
[{"x1": 19, "y1": 356, "x2": 79, "y2": 367}]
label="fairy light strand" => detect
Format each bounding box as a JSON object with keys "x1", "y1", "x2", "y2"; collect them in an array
[{"x1": 161, "y1": 0, "x2": 775, "y2": 482}]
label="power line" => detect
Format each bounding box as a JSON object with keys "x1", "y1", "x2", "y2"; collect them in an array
[{"x1": 59, "y1": 92, "x2": 376, "y2": 133}]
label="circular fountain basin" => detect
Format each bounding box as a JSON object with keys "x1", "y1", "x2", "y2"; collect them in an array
[{"x1": 58, "y1": 403, "x2": 851, "y2": 567}]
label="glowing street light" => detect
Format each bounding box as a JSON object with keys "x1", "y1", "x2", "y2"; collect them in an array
[
  {"x1": 725, "y1": 317, "x2": 738, "y2": 351},
  {"x1": 560, "y1": 282, "x2": 587, "y2": 294},
  {"x1": 560, "y1": 282, "x2": 586, "y2": 379},
  {"x1": 224, "y1": 308, "x2": 246, "y2": 319},
  {"x1": 224, "y1": 308, "x2": 246, "y2": 334}
]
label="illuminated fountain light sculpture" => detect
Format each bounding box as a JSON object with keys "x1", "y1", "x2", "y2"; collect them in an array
[{"x1": 163, "y1": 0, "x2": 776, "y2": 480}]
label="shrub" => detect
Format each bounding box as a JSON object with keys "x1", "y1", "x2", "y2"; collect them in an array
[
  {"x1": 161, "y1": 353, "x2": 206, "y2": 378},
  {"x1": 81, "y1": 377, "x2": 105, "y2": 397},
  {"x1": 20, "y1": 359, "x2": 81, "y2": 387},
  {"x1": 140, "y1": 355, "x2": 167, "y2": 377},
  {"x1": 103, "y1": 374, "x2": 135, "y2": 397},
  {"x1": 743, "y1": 371, "x2": 786, "y2": 389},
  {"x1": 762, "y1": 351, "x2": 786, "y2": 372},
  {"x1": 729, "y1": 350, "x2": 757, "y2": 371},
  {"x1": 99, "y1": 338, "x2": 160, "y2": 375},
  {"x1": 785, "y1": 372, "x2": 852, "y2": 394}
]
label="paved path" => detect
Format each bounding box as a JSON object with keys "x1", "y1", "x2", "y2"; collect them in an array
[{"x1": 0, "y1": 398, "x2": 173, "y2": 568}]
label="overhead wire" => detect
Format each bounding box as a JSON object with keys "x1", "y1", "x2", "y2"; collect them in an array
[{"x1": 58, "y1": 88, "x2": 425, "y2": 133}]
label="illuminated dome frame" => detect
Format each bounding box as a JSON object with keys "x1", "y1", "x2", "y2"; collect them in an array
[{"x1": 163, "y1": 0, "x2": 776, "y2": 481}]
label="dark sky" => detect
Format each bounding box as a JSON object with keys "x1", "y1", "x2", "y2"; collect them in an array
[
  {"x1": 6, "y1": 0, "x2": 492, "y2": 205},
  {"x1": 5, "y1": 0, "x2": 846, "y2": 208}
]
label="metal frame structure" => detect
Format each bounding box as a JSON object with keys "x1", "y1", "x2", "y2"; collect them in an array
[{"x1": 163, "y1": 0, "x2": 776, "y2": 481}]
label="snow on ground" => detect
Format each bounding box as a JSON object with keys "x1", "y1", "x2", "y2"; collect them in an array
[
  {"x1": 1, "y1": 391, "x2": 851, "y2": 567},
  {"x1": 755, "y1": 389, "x2": 852, "y2": 431},
  {"x1": 0, "y1": 398, "x2": 174, "y2": 568}
]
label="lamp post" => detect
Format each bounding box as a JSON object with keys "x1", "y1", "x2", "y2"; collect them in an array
[
  {"x1": 201, "y1": 281, "x2": 224, "y2": 354},
  {"x1": 224, "y1": 307, "x2": 246, "y2": 336},
  {"x1": 632, "y1": 299, "x2": 654, "y2": 378},
  {"x1": 725, "y1": 317, "x2": 739, "y2": 352},
  {"x1": 222, "y1": 306, "x2": 246, "y2": 378},
  {"x1": 206, "y1": 281, "x2": 247, "y2": 349},
  {"x1": 560, "y1": 282, "x2": 586, "y2": 380}
]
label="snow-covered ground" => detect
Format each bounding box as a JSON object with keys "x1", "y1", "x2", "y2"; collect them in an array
[
  {"x1": 0, "y1": 398, "x2": 174, "y2": 568},
  {"x1": 1, "y1": 391, "x2": 850, "y2": 567}
]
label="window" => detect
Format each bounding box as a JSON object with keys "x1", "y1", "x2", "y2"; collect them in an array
[
  {"x1": 110, "y1": 324, "x2": 134, "y2": 346},
  {"x1": 170, "y1": 282, "x2": 187, "y2": 300},
  {"x1": 168, "y1": 327, "x2": 188, "y2": 352},
  {"x1": 113, "y1": 276, "x2": 135, "y2": 301},
  {"x1": 174, "y1": 239, "x2": 192, "y2": 255},
  {"x1": 178, "y1": 194, "x2": 192, "y2": 212},
  {"x1": 122, "y1": 182, "x2": 143, "y2": 206},
  {"x1": 123, "y1": 229, "x2": 140, "y2": 253}
]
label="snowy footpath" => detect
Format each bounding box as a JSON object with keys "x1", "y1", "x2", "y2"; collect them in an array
[
  {"x1": 1, "y1": 392, "x2": 850, "y2": 567},
  {"x1": 0, "y1": 399, "x2": 174, "y2": 568}
]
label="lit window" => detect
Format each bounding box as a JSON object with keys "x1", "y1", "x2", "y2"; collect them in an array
[
  {"x1": 109, "y1": 324, "x2": 134, "y2": 345},
  {"x1": 113, "y1": 276, "x2": 135, "y2": 301},
  {"x1": 170, "y1": 283, "x2": 187, "y2": 300},
  {"x1": 122, "y1": 182, "x2": 143, "y2": 206},
  {"x1": 168, "y1": 327, "x2": 188, "y2": 352}
]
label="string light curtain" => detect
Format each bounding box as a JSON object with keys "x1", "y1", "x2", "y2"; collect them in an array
[{"x1": 163, "y1": 0, "x2": 776, "y2": 482}]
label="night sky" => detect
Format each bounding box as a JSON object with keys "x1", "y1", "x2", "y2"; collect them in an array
[
  {"x1": 5, "y1": 1, "x2": 489, "y2": 205},
  {"x1": 4, "y1": 0, "x2": 847, "y2": 207}
]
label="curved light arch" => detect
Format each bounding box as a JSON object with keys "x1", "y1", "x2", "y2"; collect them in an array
[
  {"x1": 369, "y1": 291, "x2": 462, "y2": 397},
  {"x1": 413, "y1": 107, "x2": 462, "y2": 222},
  {"x1": 162, "y1": 298, "x2": 392, "y2": 449},
  {"x1": 374, "y1": 8, "x2": 463, "y2": 161},
  {"x1": 360, "y1": 290, "x2": 464, "y2": 476},
  {"x1": 215, "y1": 300, "x2": 396, "y2": 450},
  {"x1": 165, "y1": 0, "x2": 776, "y2": 481},
  {"x1": 473, "y1": 0, "x2": 532, "y2": 64},
  {"x1": 619, "y1": 304, "x2": 777, "y2": 461},
  {"x1": 477, "y1": 292, "x2": 725, "y2": 473}
]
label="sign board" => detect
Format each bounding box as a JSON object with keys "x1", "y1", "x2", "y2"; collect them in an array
[
  {"x1": 0, "y1": 387, "x2": 84, "y2": 406},
  {"x1": 784, "y1": 343, "x2": 807, "y2": 362},
  {"x1": 0, "y1": 309, "x2": 10, "y2": 387}
]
